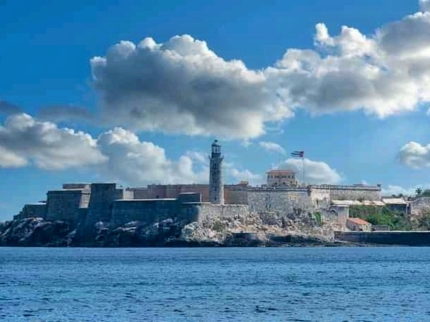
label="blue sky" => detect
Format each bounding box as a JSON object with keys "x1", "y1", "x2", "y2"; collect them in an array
[{"x1": 1, "y1": 0, "x2": 430, "y2": 220}]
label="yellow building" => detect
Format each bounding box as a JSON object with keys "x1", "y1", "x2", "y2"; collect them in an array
[{"x1": 266, "y1": 169, "x2": 297, "y2": 187}]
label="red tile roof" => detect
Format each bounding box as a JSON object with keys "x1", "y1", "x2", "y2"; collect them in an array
[{"x1": 347, "y1": 218, "x2": 370, "y2": 225}]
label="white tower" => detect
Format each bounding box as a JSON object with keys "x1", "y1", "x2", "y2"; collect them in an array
[{"x1": 209, "y1": 140, "x2": 224, "y2": 204}]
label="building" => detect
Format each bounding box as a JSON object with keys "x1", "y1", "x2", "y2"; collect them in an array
[
  {"x1": 346, "y1": 218, "x2": 372, "y2": 232},
  {"x1": 209, "y1": 140, "x2": 224, "y2": 204},
  {"x1": 382, "y1": 198, "x2": 408, "y2": 215},
  {"x1": 266, "y1": 169, "x2": 297, "y2": 187},
  {"x1": 13, "y1": 139, "x2": 386, "y2": 232}
]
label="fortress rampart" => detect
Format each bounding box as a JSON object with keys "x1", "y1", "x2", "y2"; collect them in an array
[
  {"x1": 247, "y1": 189, "x2": 313, "y2": 214},
  {"x1": 46, "y1": 189, "x2": 90, "y2": 222},
  {"x1": 11, "y1": 141, "x2": 389, "y2": 235},
  {"x1": 309, "y1": 184, "x2": 381, "y2": 201},
  {"x1": 14, "y1": 182, "x2": 385, "y2": 228}
]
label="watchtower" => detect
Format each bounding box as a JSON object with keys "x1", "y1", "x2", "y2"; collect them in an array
[{"x1": 209, "y1": 140, "x2": 224, "y2": 204}]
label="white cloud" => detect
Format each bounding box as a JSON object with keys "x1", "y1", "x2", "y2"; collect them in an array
[
  {"x1": 381, "y1": 183, "x2": 430, "y2": 196},
  {"x1": 258, "y1": 141, "x2": 286, "y2": 154},
  {"x1": 36, "y1": 3, "x2": 430, "y2": 139},
  {"x1": 420, "y1": 0, "x2": 430, "y2": 12},
  {"x1": 0, "y1": 114, "x2": 208, "y2": 185},
  {"x1": 398, "y1": 141, "x2": 430, "y2": 168},
  {"x1": 0, "y1": 113, "x2": 265, "y2": 187},
  {"x1": 382, "y1": 185, "x2": 416, "y2": 196},
  {"x1": 227, "y1": 167, "x2": 264, "y2": 186},
  {"x1": 97, "y1": 128, "x2": 208, "y2": 185},
  {"x1": 90, "y1": 35, "x2": 292, "y2": 140},
  {"x1": 270, "y1": 11, "x2": 430, "y2": 118},
  {"x1": 0, "y1": 114, "x2": 107, "y2": 170},
  {"x1": 279, "y1": 158, "x2": 342, "y2": 184}
]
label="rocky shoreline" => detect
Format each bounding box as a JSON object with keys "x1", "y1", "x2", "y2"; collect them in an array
[{"x1": 0, "y1": 217, "x2": 352, "y2": 248}]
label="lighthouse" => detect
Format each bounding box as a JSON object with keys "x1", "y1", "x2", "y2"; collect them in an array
[{"x1": 209, "y1": 140, "x2": 224, "y2": 204}]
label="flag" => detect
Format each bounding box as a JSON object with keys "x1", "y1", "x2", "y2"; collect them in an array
[{"x1": 291, "y1": 151, "x2": 304, "y2": 158}]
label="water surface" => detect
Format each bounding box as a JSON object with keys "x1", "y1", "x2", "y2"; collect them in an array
[{"x1": 1, "y1": 247, "x2": 429, "y2": 321}]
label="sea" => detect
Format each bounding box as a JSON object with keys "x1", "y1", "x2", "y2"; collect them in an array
[{"x1": 1, "y1": 247, "x2": 430, "y2": 322}]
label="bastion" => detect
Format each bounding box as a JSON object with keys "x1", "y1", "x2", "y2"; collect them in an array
[{"x1": 11, "y1": 140, "x2": 389, "y2": 238}]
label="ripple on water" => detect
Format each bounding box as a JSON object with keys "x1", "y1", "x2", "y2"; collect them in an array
[{"x1": 1, "y1": 247, "x2": 430, "y2": 321}]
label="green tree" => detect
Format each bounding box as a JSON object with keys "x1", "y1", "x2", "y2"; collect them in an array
[
  {"x1": 418, "y1": 208, "x2": 430, "y2": 229},
  {"x1": 416, "y1": 187, "x2": 423, "y2": 196}
]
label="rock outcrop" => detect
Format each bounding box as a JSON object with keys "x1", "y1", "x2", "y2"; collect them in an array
[
  {"x1": 0, "y1": 218, "x2": 74, "y2": 246},
  {"x1": 0, "y1": 208, "x2": 343, "y2": 247}
]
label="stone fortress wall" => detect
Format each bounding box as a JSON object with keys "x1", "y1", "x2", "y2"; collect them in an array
[
  {"x1": 409, "y1": 197, "x2": 430, "y2": 216},
  {"x1": 12, "y1": 140, "x2": 390, "y2": 231},
  {"x1": 45, "y1": 189, "x2": 90, "y2": 222},
  {"x1": 13, "y1": 181, "x2": 384, "y2": 229},
  {"x1": 310, "y1": 184, "x2": 382, "y2": 201},
  {"x1": 247, "y1": 189, "x2": 313, "y2": 215},
  {"x1": 15, "y1": 203, "x2": 47, "y2": 220}
]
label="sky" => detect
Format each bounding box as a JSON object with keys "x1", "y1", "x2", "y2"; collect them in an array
[{"x1": 2, "y1": 0, "x2": 430, "y2": 220}]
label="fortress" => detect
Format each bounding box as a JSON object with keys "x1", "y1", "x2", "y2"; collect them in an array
[{"x1": 14, "y1": 140, "x2": 395, "y2": 232}]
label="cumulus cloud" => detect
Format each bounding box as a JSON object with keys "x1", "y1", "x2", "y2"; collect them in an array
[
  {"x1": 269, "y1": 10, "x2": 430, "y2": 118},
  {"x1": 398, "y1": 141, "x2": 430, "y2": 168},
  {"x1": 38, "y1": 105, "x2": 97, "y2": 124},
  {"x1": 381, "y1": 184, "x2": 418, "y2": 196},
  {"x1": 0, "y1": 113, "x2": 210, "y2": 184},
  {"x1": 258, "y1": 141, "x2": 285, "y2": 154},
  {"x1": 90, "y1": 35, "x2": 291, "y2": 139},
  {"x1": 97, "y1": 127, "x2": 208, "y2": 185},
  {"x1": 33, "y1": 2, "x2": 430, "y2": 139},
  {"x1": 0, "y1": 114, "x2": 107, "y2": 169},
  {"x1": 227, "y1": 167, "x2": 264, "y2": 186},
  {"x1": 279, "y1": 158, "x2": 342, "y2": 184},
  {"x1": 0, "y1": 112, "x2": 266, "y2": 187},
  {"x1": 420, "y1": 0, "x2": 430, "y2": 12}
]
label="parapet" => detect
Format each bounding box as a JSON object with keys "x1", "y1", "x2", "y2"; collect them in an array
[
  {"x1": 309, "y1": 184, "x2": 381, "y2": 191},
  {"x1": 62, "y1": 183, "x2": 90, "y2": 190},
  {"x1": 15, "y1": 203, "x2": 47, "y2": 220}
]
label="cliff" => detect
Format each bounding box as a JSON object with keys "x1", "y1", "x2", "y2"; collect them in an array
[{"x1": 0, "y1": 207, "x2": 344, "y2": 247}]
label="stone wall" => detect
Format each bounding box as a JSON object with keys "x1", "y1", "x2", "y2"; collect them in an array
[
  {"x1": 177, "y1": 192, "x2": 201, "y2": 204},
  {"x1": 194, "y1": 203, "x2": 250, "y2": 224},
  {"x1": 111, "y1": 199, "x2": 250, "y2": 230},
  {"x1": 62, "y1": 183, "x2": 90, "y2": 190},
  {"x1": 310, "y1": 185, "x2": 381, "y2": 201},
  {"x1": 46, "y1": 190, "x2": 90, "y2": 222},
  {"x1": 85, "y1": 183, "x2": 119, "y2": 227},
  {"x1": 143, "y1": 184, "x2": 210, "y2": 201},
  {"x1": 409, "y1": 197, "x2": 430, "y2": 216},
  {"x1": 247, "y1": 189, "x2": 313, "y2": 215},
  {"x1": 111, "y1": 199, "x2": 180, "y2": 228},
  {"x1": 226, "y1": 189, "x2": 248, "y2": 204},
  {"x1": 14, "y1": 203, "x2": 47, "y2": 220},
  {"x1": 131, "y1": 184, "x2": 248, "y2": 204},
  {"x1": 130, "y1": 188, "x2": 149, "y2": 199},
  {"x1": 335, "y1": 231, "x2": 430, "y2": 246}
]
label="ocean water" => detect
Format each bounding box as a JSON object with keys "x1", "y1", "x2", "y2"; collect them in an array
[{"x1": 1, "y1": 247, "x2": 430, "y2": 322}]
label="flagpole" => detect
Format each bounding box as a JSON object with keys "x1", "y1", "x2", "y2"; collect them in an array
[{"x1": 302, "y1": 156, "x2": 305, "y2": 187}]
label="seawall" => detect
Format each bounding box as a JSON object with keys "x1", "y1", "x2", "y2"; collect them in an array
[{"x1": 335, "y1": 231, "x2": 430, "y2": 246}]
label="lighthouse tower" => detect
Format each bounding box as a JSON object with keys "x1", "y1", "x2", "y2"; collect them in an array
[{"x1": 209, "y1": 140, "x2": 224, "y2": 204}]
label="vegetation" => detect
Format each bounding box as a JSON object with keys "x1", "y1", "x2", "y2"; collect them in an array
[
  {"x1": 416, "y1": 188, "x2": 422, "y2": 196},
  {"x1": 418, "y1": 208, "x2": 430, "y2": 230},
  {"x1": 313, "y1": 212, "x2": 322, "y2": 226},
  {"x1": 212, "y1": 220, "x2": 224, "y2": 232},
  {"x1": 349, "y1": 206, "x2": 412, "y2": 230},
  {"x1": 420, "y1": 190, "x2": 430, "y2": 198}
]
